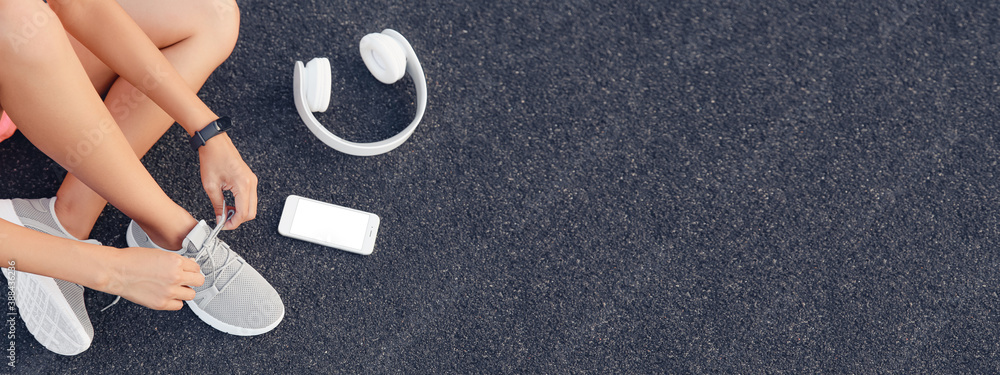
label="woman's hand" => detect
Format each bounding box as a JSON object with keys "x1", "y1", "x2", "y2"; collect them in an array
[
  {"x1": 101, "y1": 247, "x2": 205, "y2": 311},
  {"x1": 198, "y1": 132, "x2": 259, "y2": 230}
]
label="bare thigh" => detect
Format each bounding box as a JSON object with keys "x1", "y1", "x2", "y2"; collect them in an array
[{"x1": 68, "y1": 0, "x2": 237, "y2": 95}]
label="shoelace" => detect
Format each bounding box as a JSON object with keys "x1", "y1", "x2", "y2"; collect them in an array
[
  {"x1": 101, "y1": 206, "x2": 240, "y2": 312},
  {"x1": 192, "y1": 207, "x2": 247, "y2": 293}
]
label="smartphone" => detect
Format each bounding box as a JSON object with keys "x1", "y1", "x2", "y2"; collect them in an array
[{"x1": 278, "y1": 195, "x2": 380, "y2": 255}]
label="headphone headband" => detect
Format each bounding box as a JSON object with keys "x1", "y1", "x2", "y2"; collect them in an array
[{"x1": 293, "y1": 29, "x2": 427, "y2": 156}]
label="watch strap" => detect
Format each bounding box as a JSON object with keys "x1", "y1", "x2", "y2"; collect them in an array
[{"x1": 190, "y1": 117, "x2": 232, "y2": 151}]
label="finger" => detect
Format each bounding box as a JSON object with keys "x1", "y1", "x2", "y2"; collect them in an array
[
  {"x1": 203, "y1": 179, "x2": 226, "y2": 223},
  {"x1": 183, "y1": 271, "x2": 205, "y2": 288},
  {"x1": 247, "y1": 174, "x2": 259, "y2": 221},
  {"x1": 225, "y1": 195, "x2": 240, "y2": 229},
  {"x1": 229, "y1": 187, "x2": 252, "y2": 230},
  {"x1": 174, "y1": 286, "x2": 197, "y2": 301},
  {"x1": 160, "y1": 299, "x2": 183, "y2": 311},
  {"x1": 180, "y1": 257, "x2": 201, "y2": 273}
]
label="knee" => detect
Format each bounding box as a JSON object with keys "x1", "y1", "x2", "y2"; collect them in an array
[
  {"x1": 192, "y1": 0, "x2": 241, "y2": 62},
  {"x1": 0, "y1": 1, "x2": 66, "y2": 62}
]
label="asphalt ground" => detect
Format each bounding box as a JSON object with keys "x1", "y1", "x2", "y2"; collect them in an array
[{"x1": 2, "y1": 0, "x2": 1000, "y2": 373}]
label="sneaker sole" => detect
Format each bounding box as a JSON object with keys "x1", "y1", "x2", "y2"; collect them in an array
[
  {"x1": 0, "y1": 201, "x2": 91, "y2": 356},
  {"x1": 126, "y1": 223, "x2": 283, "y2": 336},
  {"x1": 1, "y1": 270, "x2": 91, "y2": 355},
  {"x1": 187, "y1": 300, "x2": 283, "y2": 336}
]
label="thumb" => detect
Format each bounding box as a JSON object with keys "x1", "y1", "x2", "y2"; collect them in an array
[{"x1": 204, "y1": 183, "x2": 226, "y2": 224}]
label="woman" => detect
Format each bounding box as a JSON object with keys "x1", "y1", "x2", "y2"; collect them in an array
[{"x1": 0, "y1": 0, "x2": 283, "y2": 355}]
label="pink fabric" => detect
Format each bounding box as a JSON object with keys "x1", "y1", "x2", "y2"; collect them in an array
[{"x1": 0, "y1": 112, "x2": 16, "y2": 142}]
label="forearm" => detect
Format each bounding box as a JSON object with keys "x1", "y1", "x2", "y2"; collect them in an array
[
  {"x1": 50, "y1": 0, "x2": 217, "y2": 135},
  {"x1": 0, "y1": 220, "x2": 110, "y2": 292}
]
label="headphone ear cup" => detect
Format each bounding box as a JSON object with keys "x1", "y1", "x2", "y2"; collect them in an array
[
  {"x1": 360, "y1": 33, "x2": 407, "y2": 84},
  {"x1": 304, "y1": 58, "x2": 332, "y2": 112}
]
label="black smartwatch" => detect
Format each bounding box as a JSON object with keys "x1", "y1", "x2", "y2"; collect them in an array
[{"x1": 189, "y1": 117, "x2": 232, "y2": 151}]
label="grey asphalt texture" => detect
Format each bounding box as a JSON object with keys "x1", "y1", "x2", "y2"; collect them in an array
[{"x1": 2, "y1": 0, "x2": 1000, "y2": 373}]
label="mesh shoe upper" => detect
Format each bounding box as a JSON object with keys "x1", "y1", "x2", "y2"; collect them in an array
[{"x1": 12, "y1": 198, "x2": 76, "y2": 238}]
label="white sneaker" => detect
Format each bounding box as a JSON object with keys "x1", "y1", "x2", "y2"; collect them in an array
[
  {"x1": 126, "y1": 219, "x2": 284, "y2": 336},
  {"x1": 0, "y1": 197, "x2": 95, "y2": 356}
]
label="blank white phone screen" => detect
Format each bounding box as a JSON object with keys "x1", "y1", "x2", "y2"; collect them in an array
[{"x1": 289, "y1": 200, "x2": 369, "y2": 250}]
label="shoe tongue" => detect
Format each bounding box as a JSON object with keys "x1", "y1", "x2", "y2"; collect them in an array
[{"x1": 183, "y1": 220, "x2": 212, "y2": 250}]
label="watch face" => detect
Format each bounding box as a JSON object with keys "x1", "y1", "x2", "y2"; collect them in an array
[{"x1": 217, "y1": 117, "x2": 232, "y2": 131}]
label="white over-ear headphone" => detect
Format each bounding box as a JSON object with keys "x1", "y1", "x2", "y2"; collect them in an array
[{"x1": 293, "y1": 29, "x2": 427, "y2": 156}]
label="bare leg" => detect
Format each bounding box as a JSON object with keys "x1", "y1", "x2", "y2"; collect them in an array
[
  {"x1": 53, "y1": 0, "x2": 240, "y2": 242},
  {"x1": 0, "y1": 0, "x2": 195, "y2": 249}
]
